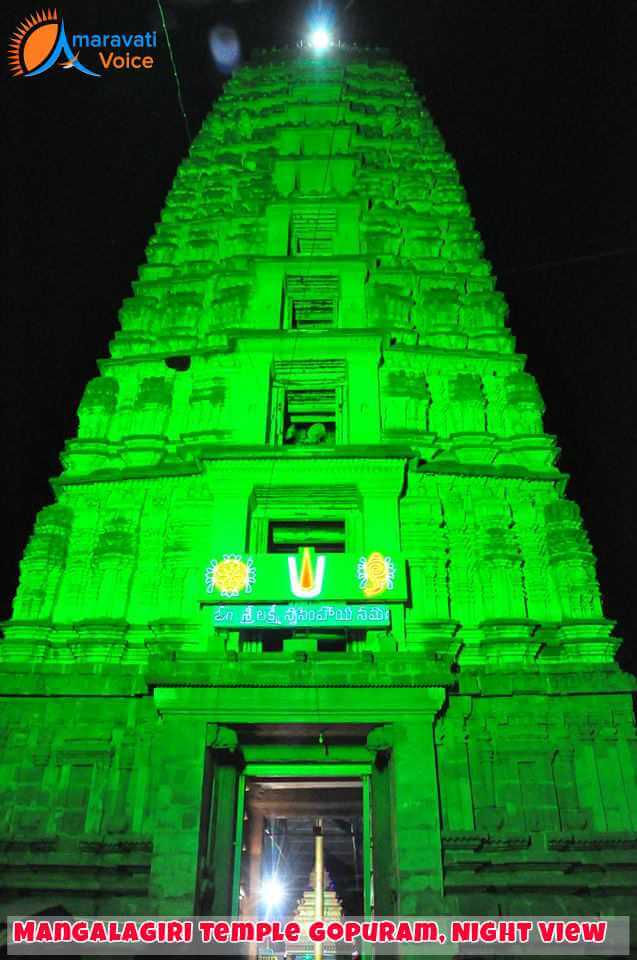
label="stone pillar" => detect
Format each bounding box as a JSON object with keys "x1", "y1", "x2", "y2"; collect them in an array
[
  {"x1": 358, "y1": 464, "x2": 405, "y2": 554},
  {"x1": 244, "y1": 807, "x2": 264, "y2": 960},
  {"x1": 77, "y1": 377, "x2": 119, "y2": 439},
  {"x1": 447, "y1": 373, "x2": 486, "y2": 434},
  {"x1": 197, "y1": 724, "x2": 242, "y2": 917},
  {"x1": 368, "y1": 702, "x2": 445, "y2": 916},
  {"x1": 503, "y1": 372, "x2": 544, "y2": 435},
  {"x1": 368, "y1": 727, "x2": 398, "y2": 915},
  {"x1": 132, "y1": 376, "x2": 173, "y2": 437},
  {"x1": 400, "y1": 490, "x2": 458, "y2": 658},
  {"x1": 148, "y1": 708, "x2": 210, "y2": 913},
  {"x1": 545, "y1": 501, "x2": 603, "y2": 620},
  {"x1": 392, "y1": 716, "x2": 445, "y2": 913}
]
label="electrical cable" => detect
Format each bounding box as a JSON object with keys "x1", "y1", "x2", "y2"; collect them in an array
[
  {"x1": 156, "y1": 0, "x2": 192, "y2": 146},
  {"x1": 500, "y1": 246, "x2": 635, "y2": 276}
]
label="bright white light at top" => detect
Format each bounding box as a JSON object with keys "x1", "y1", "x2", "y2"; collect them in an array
[
  {"x1": 261, "y1": 876, "x2": 285, "y2": 909},
  {"x1": 309, "y1": 26, "x2": 331, "y2": 51}
]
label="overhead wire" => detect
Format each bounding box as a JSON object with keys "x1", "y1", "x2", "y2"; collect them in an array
[
  {"x1": 499, "y1": 246, "x2": 635, "y2": 277},
  {"x1": 156, "y1": 0, "x2": 193, "y2": 147}
]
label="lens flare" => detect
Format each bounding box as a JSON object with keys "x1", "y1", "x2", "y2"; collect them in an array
[
  {"x1": 260, "y1": 876, "x2": 285, "y2": 909},
  {"x1": 208, "y1": 24, "x2": 240, "y2": 73},
  {"x1": 309, "y1": 26, "x2": 330, "y2": 50}
]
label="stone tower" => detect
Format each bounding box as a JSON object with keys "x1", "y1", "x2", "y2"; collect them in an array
[{"x1": 2, "y1": 46, "x2": 636, "y2": 927}]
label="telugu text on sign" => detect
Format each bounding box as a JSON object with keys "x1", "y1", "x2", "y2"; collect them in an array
[{"x1": 212, "y1": 603, "x2": 391, "y2": 630}]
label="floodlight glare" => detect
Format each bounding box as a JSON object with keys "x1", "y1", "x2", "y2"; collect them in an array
[
  {"x1": 260, "y1": 876, "x2": 285, "y2": 909},
  {"x1": 309, "y1": 26, "x2": 330, "y2": 51}
]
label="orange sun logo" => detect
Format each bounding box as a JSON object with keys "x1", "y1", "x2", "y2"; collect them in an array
[{"x1": 8, "y1": 9, "x2": 60, "y2": 77}]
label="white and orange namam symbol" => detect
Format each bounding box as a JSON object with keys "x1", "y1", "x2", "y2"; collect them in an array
[
  {"x1": 357, "y1": 552, "x2": 396, "y2": 598},
  {"x1": 205, "y1": 554, "x2": 256, "y2": 598},
  {"x1": 288, "y1": 547, "x2": 326, "y2": 599}
]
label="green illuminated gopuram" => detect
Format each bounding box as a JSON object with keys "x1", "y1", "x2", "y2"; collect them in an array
[{"x1": 2, "y1": 46, "x2": 636, "y2": 931}]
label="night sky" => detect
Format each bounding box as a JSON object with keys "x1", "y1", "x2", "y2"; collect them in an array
[{"x1": 3, "y1": 0, "x2": 636, "y2": 671}]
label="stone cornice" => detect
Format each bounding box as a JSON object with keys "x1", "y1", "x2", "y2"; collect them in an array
[
  {"x1": 1, "y1": 654, "x2": 633, "y2": 698},
  {"x1": 51, "y1": 447, "x2": 567, "y2": 490},
  {"x1": 152, "y1": 682, "x2": 447, "y2": 719}
]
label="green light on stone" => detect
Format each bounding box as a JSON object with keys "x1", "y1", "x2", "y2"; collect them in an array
[{"x1": 1, "y1": 42, "x2": 635, "y2": 930}]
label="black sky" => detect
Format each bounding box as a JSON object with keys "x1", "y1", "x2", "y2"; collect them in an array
[{"x1": 2, "y1": 0, "x2": 636, "y2": 671}]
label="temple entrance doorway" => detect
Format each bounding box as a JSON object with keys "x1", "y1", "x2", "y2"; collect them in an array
[
  {"x1": 234, "y1": 767, "x2": 370, "y2": 959},
  {"x1": 197, "y1": 724, "x2": 394, "y2": 946}
]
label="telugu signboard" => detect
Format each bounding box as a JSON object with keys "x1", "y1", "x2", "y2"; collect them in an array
[{"x1": 211, "y1": 603, "x2": 391, "y2": 630}]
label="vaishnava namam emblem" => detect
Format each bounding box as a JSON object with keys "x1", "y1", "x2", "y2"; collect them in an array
[
  {"x1": 357, "y1": 552, "x2": 396, "y2": 597},
  {"x1": 205, "y1": 555, "x2": 256, "y2": 598}
]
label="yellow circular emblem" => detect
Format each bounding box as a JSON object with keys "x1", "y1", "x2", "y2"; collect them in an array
[{"x1": 205, "y1": 554, "x2": 256, "y2": 598}]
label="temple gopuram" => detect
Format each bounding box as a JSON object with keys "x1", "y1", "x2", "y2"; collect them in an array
[{"x1": 2, "y1": 44, "x2": 636, "y2": 936}]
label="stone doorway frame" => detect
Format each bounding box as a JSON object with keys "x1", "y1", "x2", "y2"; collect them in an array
[
  {"x1": 231, "y1": 758, "x2": 373, "y2": 918},
  {"x1": 150, "y1": 685, "x2": 445, "y2": 916}
]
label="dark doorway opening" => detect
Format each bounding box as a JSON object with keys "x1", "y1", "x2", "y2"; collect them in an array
[{"x1": 239, "y1": 777, "x2": 365, "y2": 924}]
